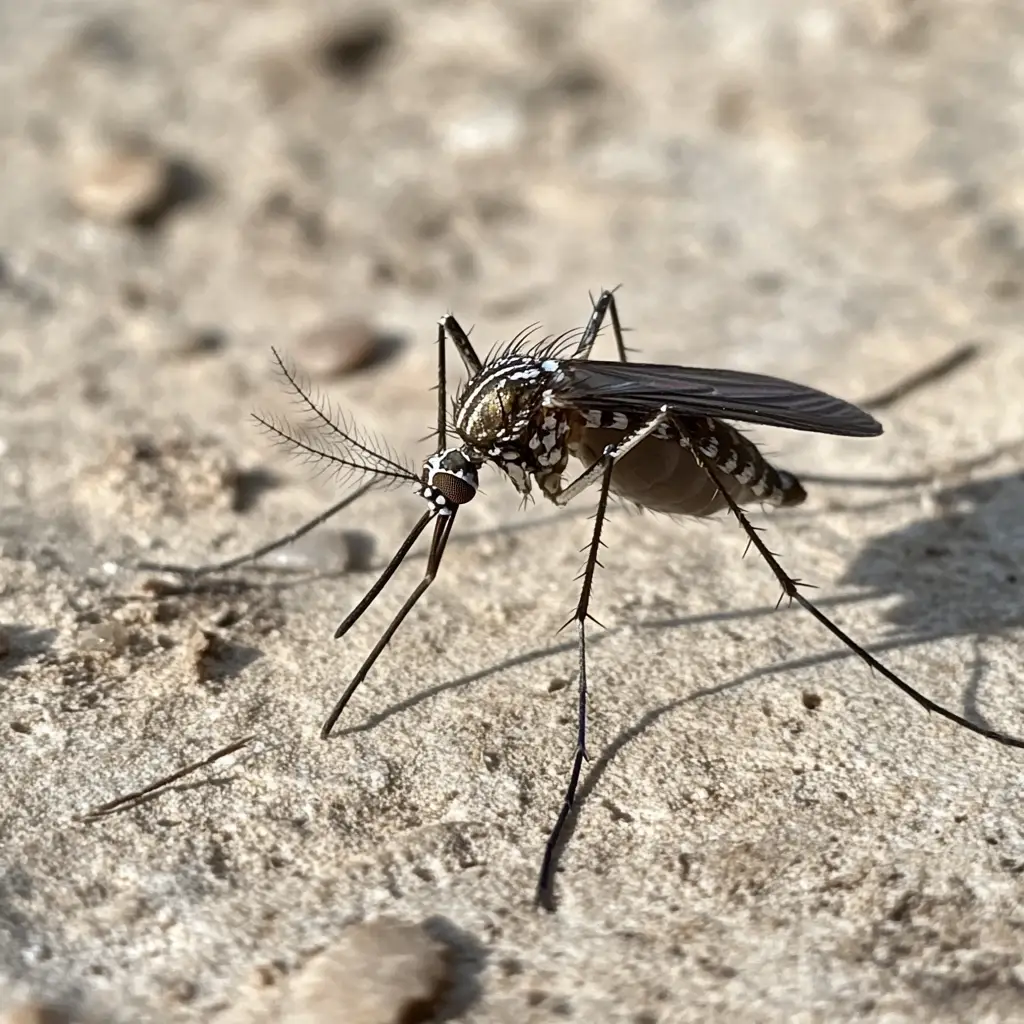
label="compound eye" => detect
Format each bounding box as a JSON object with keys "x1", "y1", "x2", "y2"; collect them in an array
[{"x1": 432, "y1": 471, "x2": 476, "y2": 506}]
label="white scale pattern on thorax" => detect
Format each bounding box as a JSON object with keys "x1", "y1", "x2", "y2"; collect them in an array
[
  {"x1": 527, "y1": 411, "x2": 570, "y2": 468},
  {"x1": 457, "y1": 357, "x2": 565, "y2": 449}
]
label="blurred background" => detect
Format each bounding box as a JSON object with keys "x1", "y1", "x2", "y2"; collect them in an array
[
  {"x1": 5, "y1": 0, "x2": 1024, "y2": 540},
  {"x1": 6, "y1": 0, "x2": 1024, "y2": 557}
]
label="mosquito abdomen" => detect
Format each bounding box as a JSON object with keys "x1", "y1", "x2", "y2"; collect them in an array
[{"x1": 572, "y1": 416, "x2": 806, "y2": 517}]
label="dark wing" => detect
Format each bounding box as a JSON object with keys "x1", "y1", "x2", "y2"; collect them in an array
[{"x1": 551, "y1": 360, "x2": 882, "y2": 437}]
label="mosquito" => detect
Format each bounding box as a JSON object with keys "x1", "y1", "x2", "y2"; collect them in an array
[{"x1": 144, "y1": 289, "x2": 1024, "y2": 907}]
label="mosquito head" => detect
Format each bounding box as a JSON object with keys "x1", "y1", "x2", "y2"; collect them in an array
[{"x1": 417, "y1": 446, "x2": 480, "y2": 514}]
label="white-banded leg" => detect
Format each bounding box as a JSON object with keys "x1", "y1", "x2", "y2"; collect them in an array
[{"x1": 550, "y1": 406, "x2": 671, "y2": 507}]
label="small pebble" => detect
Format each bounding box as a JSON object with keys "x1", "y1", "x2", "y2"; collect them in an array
[
  {"x1": 118, "y1": 279, "x2": 150, "y2": 310},
  {"x1": 315, "y1": 11, "x2": 394, "y2": 82},
  {"x1": 78, "y1": 621, "x2": 130, "y2": 655},
  {"x1": 69, "y1": 15, "x2": 136, "y2": 66},
  {"x1": 165, "y1": 325, "x2": 226, "y2": 360},
  {"x1": 184, "y1": 628, "x2": 214, "y2": 682},
  {"x1": 442, "y1": 98, "x2": 525, "y2": 157},
  {"x1": 713, "y1": 82, "x2": 754, "y2": 133},
  {"x1": 165, "y1": 978, "x2": 199, "y2": 1003},
  {"x1": 281, "y1": 917, "x2": 452, "y2": 1024},
  {"x1": 296, "y1": 317, "x2": 381, "y2": 378},
  {"x1": 801, "y1": 691, "x2": 823, "y2": 711},
  {"x1": 69, "y1": 131, "x2": 172, "y2": 225},
  {"x1": 253, "y1": 49, "x2": 317, "y2": 107},
  {"x1": 251, "y1": 963, "x2": 281, "y2": 988}
]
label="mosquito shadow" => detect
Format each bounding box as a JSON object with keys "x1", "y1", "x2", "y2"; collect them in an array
[
  {"x1": 961, "y1": 636, "x2": 991, "y2": 737},
  {"x1": 785, "y1": 436, "x2": 1024, "y2": 517},
  {"x1": 641, "y1": 467, "x2": 1024, "y2": 739},
  {"x1": 79, "y1": 775, "x2": 240, "y2": 821},
  {"x1": 231, "y1": 467, "x2": 283, "y2": 514},
  {"x1": 541, "y1": 618, "x2": 1024, "y2": 908},
  {"x1": 127, "y1": 505, "x2": 580, "y2": 596},
  {"x1": 836, "y1": 467, "x2": 1024, "y2": 734},
  {"x1": 857, "y1": 340, "x2": 983, "y2": 412},
  {"x1": 0, "y1": 869, "x2": 95, "y2": 1015},
  {"x1": 330, "y1": 588, "x2": 880, "y2": 740},
  {"x1": 333, "y1": 634, "x2": 589, "y2": 737},
  {"x1": 421, "y1": 915, "x2": 487, "y2": 1019},
  {"x1": 194, "y1": 637, "x2": 263, "y2": 693},
  {"x1": 539, "y1": 467, "x2": 1024, "y2": 904},
  {"x1": 635, "y1": 590, "x2": 866, "y2": 635},
  {"x1": 0, "y1": 863, "x2": 35, "y2": 956},
  {"x1": 0, "y1": 624, "x2": 58, "y2": 678},
  {"x1": 132, "y1": 157, "x2": 211, "y2": 232},
  {"x1": 839, "y1": 469, "x2": 1024, "y2": 612}
]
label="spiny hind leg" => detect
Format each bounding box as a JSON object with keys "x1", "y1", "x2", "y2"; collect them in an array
[
  {"x1": 536, "y1": 458, "x2": 616, "y2": 909},
  {"x1": 694, "y1": 449, "x2": 1024, "y2": 749}
]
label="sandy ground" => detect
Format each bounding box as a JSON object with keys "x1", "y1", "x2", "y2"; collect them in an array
[{"x1": 3, "y1": 1, "x2": 1024, "y2": 1021}]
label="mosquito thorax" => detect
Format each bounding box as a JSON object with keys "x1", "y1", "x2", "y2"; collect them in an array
[
  {"x1": 453, "y1": 354, "x2": 569, "y2": 496},
  {"x1": 454, "y1": 355, "x2": 564, "y2": 447},
  {"x1": 417, "y1": 447, "x2": 480, "y2": 514}
]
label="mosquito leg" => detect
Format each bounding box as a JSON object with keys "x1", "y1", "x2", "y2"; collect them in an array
[
  {"x1": 537, "y1": 458, "x2": 615, "y2": 909},
  {"x1": 569, "y1": 287, "x2": 618, "y2": 362},
  {"x1": 695, "y1": 454, "x2": 1024, "y2": 750},
  {"x1": 332, "y1": 508, "x2": 437, "y2": 640},
  {"x1": 322, "y1": 310, "x2": 472, "y2": 737},
  {"x1": 552, "y1": 407, "x2": 671, "y2": 507},
  {"x1": 572, "y1": 288, "x2": 613, "y2": 361},
  {"x1": 440, "y1": 313, "x2": 484, "y2": 378},
  {"x1": 434, "y1": 319, "x2": 449, "y2": 444},
  {"x1": 321, "y1": 511, "x2": 457, "y2": 739},
  {"x1": 136, "y1": 479, "x2": 380, "y2": 577}
]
